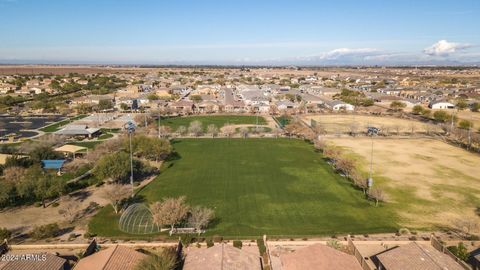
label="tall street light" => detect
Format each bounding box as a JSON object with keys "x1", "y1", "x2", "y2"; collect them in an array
[{"x1": 124, "y1": 120, "x2": 136, "y2": 197}]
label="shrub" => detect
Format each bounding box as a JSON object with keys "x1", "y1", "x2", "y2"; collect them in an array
[
  {"x1": 233, "y1": 240, "x2": 242, "y2": 249},
  {"x1": 68, "y1": 233, "x2": 76, "y2": 241},
  {"x1": 180, "y1": 234, "x2": 195, "y2": 246},
  {"x1": 51, "y1": 202, "x2": 60, "y2": 207},
  {"x1": 465, "y1": 234, "x2": 480, "y2": 241},
  {"x1": 398, "y1": 228, "x2": 410, "y2": 235},
  {"x1": 257, "y1": 238, "x2": 266, "y2": 256},
  {"x1": 408, "y1": 236, "x2": 417, "y2": 241},
  {"x1": 212, "y1": 235, "x2": 223, "y2": 243},
  {"x1": 448, "y1": 242, "x2": 469, "y2": 261},
  {"x1": 83, "y1": 232, "x2": 96, "y2": 239},
  {"x1": 206, "y1": 238, "x2": 214, "y2": 248},
  {"x1": 0, "y1": 227, "x2": 12, "y2": 240},
  {"x1": 327, "y1": 239, "x2": 341, "y2": 250},
  {"x1": 34, "y1": 202, "x2": 42, "y2": 207},
  {"x1": 30, "y1": 223, "x2": 60, "y2": 240}
]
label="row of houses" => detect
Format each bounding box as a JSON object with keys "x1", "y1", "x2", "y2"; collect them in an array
[{"x1": 0, "y1": 238, "x2": 472, "y2": 270}]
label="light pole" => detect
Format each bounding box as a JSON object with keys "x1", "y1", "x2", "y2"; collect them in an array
[{"x1": 124, "y1": 121, "x2": 136, "y2": 197}]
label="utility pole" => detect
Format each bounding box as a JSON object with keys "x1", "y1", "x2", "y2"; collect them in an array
[
  {"x1": 158, "y1": 110, "x2": 161, "y2": 138},
  {"x1": 367, "y1": 134, "x2": 374, "y2": 192},
  {"x1": 124, "y1": 121, "x2": 136, "y2": 197}
]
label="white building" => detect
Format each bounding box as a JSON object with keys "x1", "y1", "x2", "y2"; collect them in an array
[{"x1": 428, "y1": 101, "x2": 455, "y2": 109}]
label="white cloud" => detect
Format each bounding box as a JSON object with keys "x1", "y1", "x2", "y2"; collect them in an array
[
  {"x1": 423, "y1": 40, "x2": 471, "y2": 56},
  {"x1": 319, "y1": 48, "x2": 379, "y2": 60}
]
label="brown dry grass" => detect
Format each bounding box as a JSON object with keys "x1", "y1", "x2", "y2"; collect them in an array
[
  {"x1": 304, "y1": 114, "x2": 442, "y2": 134},
  {"x1": 326, "y1": 137, "x2": 480, "y2": 231}
]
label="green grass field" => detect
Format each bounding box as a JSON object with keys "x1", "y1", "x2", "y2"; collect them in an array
[
  {"x1": 39, "y1": 115, "x2": 87, "y2": 132},
  {"x1": 89, "y1": 138, "x2": 398, "y2": 238},
  {"x1": 161, "y1": 115, "x2": 267, "y2": 131}
]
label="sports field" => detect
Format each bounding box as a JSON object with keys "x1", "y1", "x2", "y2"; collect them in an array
[
  {"x1": 326, "y1": 137, "x2": 480, "y2": 230},
  {"x1": 161, "y1": 115, "x2": 267, "y2": 131},
  {"x1": 304, "y1": 114, "x2": 442, "y2": 134},
  {"x1": 89, "y1": 138, "x2": 397, "y2": 237}
]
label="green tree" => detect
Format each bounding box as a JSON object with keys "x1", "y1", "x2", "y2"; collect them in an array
[
  {"x1": 98, "y1": 99, "x2": 113, "y2": 111},
  {"x1": 456, "y1": 100, "x2": 468, "y2": 110},
  {"x1": 147, "y1": 93, "x2": 160, "y2": 101},
  {"x1": 29, "y1": 145, "x2": 61, "y2": 163},
  {"x1": 390, "y1": 101, "x2": 407, "y2": 111},
  {"x1": 448, "y1": 242, "x2": 469, "y2": 261},
  {"x1": 129, "y1": 135, "x2": 172, "y2": 162},
  {"x1": 412, "y1": 105, "x2": 424, "y2": 115},
  {"x1": 458, "y1": 120, "x2": 473, "y2": 130},
  {"x1": 120, "y1": 103, "x2": 129, "y2": 111},
  {"x1": 0, "y1": 180, "x2": 15, "y2": 207},
  {"x1": 0, "y1": 227, "x2": 12, "y2": 241},
  {"x1": 472, "y1": 102, "x2": 480, "y2": 112},
  {"x1": 94, "y1": 151, "x2": 131, "y2": 182},
  {"x1": 34, "y1": 173, "x2": 64, "y2": 208},
  {"x1": 190, "y1": 95, "x2": 202, "y2": 103},
  {"x1": 433, "y1": 111, "x2": 450, "y2": 123}
]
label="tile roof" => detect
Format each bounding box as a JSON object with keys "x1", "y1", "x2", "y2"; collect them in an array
[
  {"x1": 376, "y1": 242, "x2": 464, "y2": 270},
  {"x1": 74, "y1": 245, "x2": 147, "y2": 270},
  {"x1": 279, "y1": 243, "x2": 362, "y2": 270},
  {"x1": 183, "y1": 244, "x2": 261, "y2": 270},
  {"x1": 0, "y1": 253, "x2": 66, "y2": 270}
]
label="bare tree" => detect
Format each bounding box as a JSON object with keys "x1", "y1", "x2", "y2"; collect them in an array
[
  {"x1": 335, "y1": 157, "x2": 356, "y2": 178},
  {"x1": 409, "y1": 123, "x2": 416, "y2": 135},
  {"x1": 100, "y1": 184, "x2": 131, "y2": 214},
  {"x1": 368, "y1": 188, "x2": 385, "y2": 206},
  {"x1": 2, "y1": 166, "x2": 26, "y2": 183},
  {"x1": 188, "y1": 120, "x2": 203, "y2": 137},
  {"x1": 207, "y1": 124, "x2": 219, "y2": 138},
  {"x1": 151, "y1": 196, "x2": 190, "y2": 230},
  {"x1": 58, "y1": 201, "x2": 79, "y2": 224},
  {"x1": 188, "y1": 206, "x2": 215, "y2": 234},
  {"x1": 272, "y1": 127, "x2": 283, "y2": 138},
  {"x1": 176, "y1": 125, "x2": 187, "y2": 136},
  {"x1": 453, "y1": 217, "x2": 479, "y2": 237},
  {"x1": 350, "y1": 169, "x2": 367, "y2": 194},
  {"x1": 239, "y1": 126, "x2": 249, "y2": 138},
  {"x1": 253, "y1": 126, "x2": 265, "y2": 134},
  {"x1": 223, "y1": 124, "x2": 235, "y2": 137},
  {"x1": 313, "y1": 138, "x2": 326, "y2": 151}
]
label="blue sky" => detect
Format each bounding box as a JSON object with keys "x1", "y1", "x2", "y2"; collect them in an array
[{"x1": 0, "y1": 0, "x2": 479, "y2": 65}]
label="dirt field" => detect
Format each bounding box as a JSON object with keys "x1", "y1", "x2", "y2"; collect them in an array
[
  {"x1": 455, "y1": 111, "x2": 480, "y2": 129},
  {"x1": 304, "y1": 114, "x2": 442, "y2": 134},
  {"x1": 326, "y1": 137, "x2": 480, "y2": 230}
]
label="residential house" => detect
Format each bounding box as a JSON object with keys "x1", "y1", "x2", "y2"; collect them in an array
[
  {"x1": 279, "y1": 243, "x2": 362, "y2": 270},
  {"x1": 374, "y1": 242, "x2": 463, "y2": 270},
  {"x1": 0, "y1": 252, "x2": 67, "y2": 270},
  {"x1": 276, "y1": 100, "x2": 297, "y2": 111},
  {"x1": 325, "y1": 100, "x2": 355, "y2": 111},
  {"x1": 74, "y1": 245, "x2": 147, "y2": 270},
  {"x1": 429, "y1": 101, "x2": 455, "y2": 109},
  {"x1": 183, "y1": 243, "x2": 262, "y2": 270},
  {"x1": 170, "y1": 100, "x2": 194, "y2": 114}
]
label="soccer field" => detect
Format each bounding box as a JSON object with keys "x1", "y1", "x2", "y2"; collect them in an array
[
  {"x1": 139, "y1": 138, "x2": 397, "y2": 237},
  {"x1": 161, "y1": 115, "x2": 267, "y2": 131},
  {"x1": 89, "y1": 138, "x2": 398, "y2": 238}
]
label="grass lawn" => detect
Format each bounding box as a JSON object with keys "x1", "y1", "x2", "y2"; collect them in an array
[
  {"x1": 39, "y1": 115, "x2": 87, "y2": 132},
  {"x1": 161, "y1": 115, "x2": 267, "y2": 131},
  {"x1": 89, "y1": 138, "x2": 398, "y2": 238},
  {"x1": 70, "y1": 141, "x2": 102, "y2": 149}
]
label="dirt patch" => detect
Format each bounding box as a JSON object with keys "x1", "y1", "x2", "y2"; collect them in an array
[
  {"x1": 304, "y1": 114, "x2": 441, "y2": 134},
  {"x1": 326, "y1": 137, "x2": 480, "y2": 230}
]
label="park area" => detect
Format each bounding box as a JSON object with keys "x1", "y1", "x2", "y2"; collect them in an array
[
  {"x1": 89, "y1": 138, "x2": 398, "y2": 238},
  {"x1": 161, "y1": 115, "x2": 268, "y2": 131},
  {"x1": 303, "y1": 114, "x2": 442, "y2": 135},
  {"x1": 326, "y1": 137, "x2": 480, "y2": 230}
]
